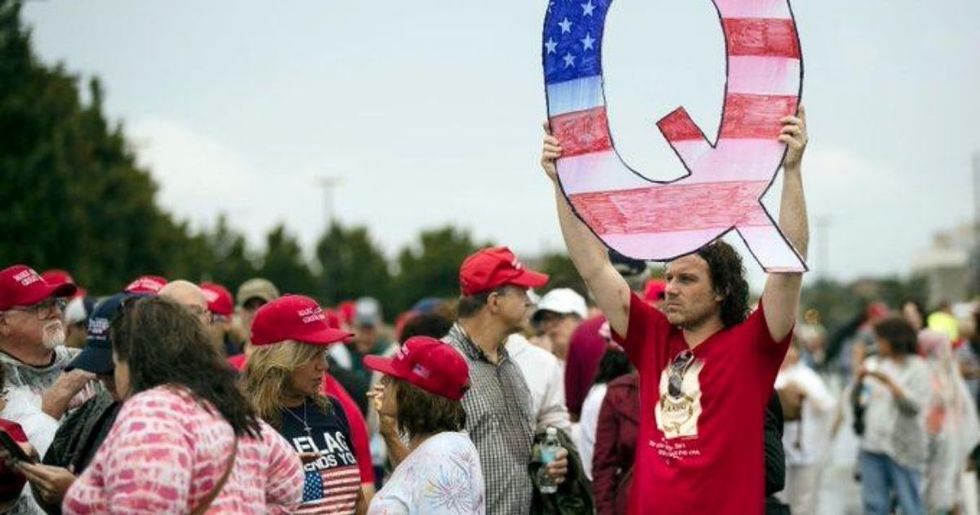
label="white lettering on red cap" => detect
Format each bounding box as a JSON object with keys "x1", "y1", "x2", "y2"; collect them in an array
[
  {"x1": 13, "y1": 270, "x2": 40, "y2": 287},
  {"x1": 298, "y1": 306, "x2": 326, "y2": 324},
  {"x1": 202, "y1": 290, "x2": 219, "y2": 303},
  {"x1": 395, "y1": 345, "x2": 410, "y2": 361},
  {"x1": 511, "y1": 257, "x2": 524, "y2": 270}
]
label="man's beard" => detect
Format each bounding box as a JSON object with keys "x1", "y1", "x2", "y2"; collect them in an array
[{"x1": 41, "y1": 320, "x2": 66, "y2": 349}]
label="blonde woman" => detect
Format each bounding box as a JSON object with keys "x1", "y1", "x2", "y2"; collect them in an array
[{"x1": 243, "y1": 294, "x2": 366, "y2": 515}]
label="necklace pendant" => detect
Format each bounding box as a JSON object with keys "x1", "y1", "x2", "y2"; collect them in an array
[{"x1": 303, "y1": 424, "x2": 312, "y2": 435}]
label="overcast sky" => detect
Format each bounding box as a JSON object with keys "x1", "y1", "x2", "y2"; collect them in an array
[{"x1": 22, "y1": 0, "x2": 980, "y2": 284}]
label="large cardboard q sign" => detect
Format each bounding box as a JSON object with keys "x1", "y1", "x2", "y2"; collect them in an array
[{"x1": 543, "y1": 0, "x2": 807, "y2": 272}]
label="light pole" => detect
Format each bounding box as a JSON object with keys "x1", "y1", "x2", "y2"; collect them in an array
[
  {"x1": 315, "y1": 176, "x2": 344, "y2": 303},
  {"x1": 316, "y1": 176, "x2": 344, "y2": 232}
]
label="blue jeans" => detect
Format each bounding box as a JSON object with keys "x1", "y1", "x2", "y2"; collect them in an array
[{"x1": 859, "y1": 450, "x2": 924, "y2": 515}]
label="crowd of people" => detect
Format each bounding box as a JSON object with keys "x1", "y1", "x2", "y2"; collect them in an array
[{"x1": 0, "y1": 109, "x2": 978, "y2": 515}]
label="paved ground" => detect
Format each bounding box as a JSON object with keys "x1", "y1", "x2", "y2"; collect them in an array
[{"x1": 817, "y1": 423, "x2": 863, "y2": 515}]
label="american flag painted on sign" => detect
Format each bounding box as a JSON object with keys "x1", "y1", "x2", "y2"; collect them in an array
[
  {"x1": 543, "y1": 0, "x2": 807, "y2": 272},
  {"x1": 297, "y1": 464, "x2": 361, "y2": 514}
]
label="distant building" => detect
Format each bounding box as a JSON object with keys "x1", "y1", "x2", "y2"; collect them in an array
[{"x1": 911, "y1": 223, "x2": 976, "y2": 306}]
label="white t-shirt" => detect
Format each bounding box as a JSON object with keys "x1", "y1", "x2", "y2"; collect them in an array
[
  {"x1": 369, "y1": 431, "x2": 486, "y2": 515},
  {"x1": 774, "y1": 362, "x2": 836, "y2": 465},
  {"x1": 577, "y1": 383, "x2": 608, "y2": 480},
  {"x1": 505, "y1": 334, "x2": 571, "y2": 432}
]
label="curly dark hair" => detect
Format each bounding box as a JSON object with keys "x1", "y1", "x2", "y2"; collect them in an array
[
  {"x1": 392, "y1": 378, "x2": 466, "y2": 439},
  {"x1": 111, "y1": 296, "x2": 262, "y2": 438},
  {"x1": 695, "y1": 240, "x2": 750, "y2": 328},
  {"x1": 873, "y1": 316, "x2": 918, "y2": 356}
]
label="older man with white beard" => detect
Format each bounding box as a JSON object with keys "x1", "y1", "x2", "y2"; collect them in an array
[{"x1": 0, "y1": 266, "x2": 93, "y2": 456}]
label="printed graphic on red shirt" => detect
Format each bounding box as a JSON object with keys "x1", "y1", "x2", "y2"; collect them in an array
[{"x1": 655, "y1": 359, "x2": 704, "y2": 440}]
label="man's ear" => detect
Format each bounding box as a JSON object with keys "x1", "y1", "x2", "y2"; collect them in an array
[
  {"x1": 486, "y1": 291, "x2": 500, "y2": 314},
  {"x1": 713, "y1": 286, "x2": 727, "y2": 303},
  {"x1": 0, "y1": 314, "x2": 9, "y2": 338}
]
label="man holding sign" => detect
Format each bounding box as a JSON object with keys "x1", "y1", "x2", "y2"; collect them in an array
[{"x1": 540, "y1": 106, "x2": 809, "y2": 513}]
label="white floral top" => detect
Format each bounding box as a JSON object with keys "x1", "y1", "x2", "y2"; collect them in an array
[{"x1": 369, "y1": 431, "x2": 485, "y2": 515}]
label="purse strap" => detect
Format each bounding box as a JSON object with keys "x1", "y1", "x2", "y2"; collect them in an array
[{"x1": 191, "y1": 436, "x2": 238, "y2": 515}]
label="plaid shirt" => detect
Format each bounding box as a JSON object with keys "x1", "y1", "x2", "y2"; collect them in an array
[{"x1": 445, "y1": 324, "x2": 535, "y2": 515}]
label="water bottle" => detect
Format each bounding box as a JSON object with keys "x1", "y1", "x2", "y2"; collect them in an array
[{"x1": 537, "y1": 427, "x2": 561, "y2": 494}]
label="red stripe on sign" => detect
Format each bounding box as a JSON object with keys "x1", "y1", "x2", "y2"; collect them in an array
[
  {"x1": 720, "y1": 93, "x2": 797, "y2": 139},
  {"x1": 551, "y1": 107, "x2": 613, "y2": 157},
  {"x1": 569, "y1": 181, "x2": 770, "y2": 235},
  {"x1": 723, "y1": 18, "x2": 800, "y2": 58},
  {"x1": 657, "y1": 107, "x2": 706, "y2": 142}
]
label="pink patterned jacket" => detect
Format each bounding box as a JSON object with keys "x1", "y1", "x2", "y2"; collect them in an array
[{"x1": 63, "y1": 386, "x2": 303, "y2": 514}]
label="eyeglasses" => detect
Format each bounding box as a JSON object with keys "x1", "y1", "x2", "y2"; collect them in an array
[
  {"x1": 5, "y1": 297, "x2": 68, "y2": 320},
  {"x1": 667, "y1": 350, "x2": 694, "y2": 398}
]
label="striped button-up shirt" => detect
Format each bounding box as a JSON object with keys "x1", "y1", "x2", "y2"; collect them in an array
[{"x1": 445, "y1": 324, "x2": 535, "y2": 515}]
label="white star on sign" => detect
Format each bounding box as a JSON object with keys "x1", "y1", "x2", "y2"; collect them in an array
[
  {"x1": 563, "y1": 52, "x2": 576, "y2": 68},
  {"x1": 545, "y1": 38, "x2": 558, "y2": 54},
  {"x1": 581, "y1": 0, "x2": 596, "y2": 16},
  {"x1": 558, "y1": 18, "x2": 573, "y2": 33},
  {"x1": 581, "y1": 33, "x2": 595, "y2": 50}
]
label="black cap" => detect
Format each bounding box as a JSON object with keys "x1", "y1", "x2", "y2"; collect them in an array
[
  {"x1": 608, "y1": 249, "x2": 648, "y2": 278},
  {"x1": 66, "y1": 293, "x2": 140, "y2": 374}
]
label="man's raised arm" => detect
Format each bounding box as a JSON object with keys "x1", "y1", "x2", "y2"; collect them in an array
[
  {"x1": 761, "y1": 105, "x2": 810, "y2": 342},
  {"x1": 541, "y1": 124, "x2": 631, "y2": 336}
]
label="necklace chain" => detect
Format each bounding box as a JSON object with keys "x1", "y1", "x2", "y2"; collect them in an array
[{"x1": 284, "y1": 399, "x2": 311, "y2": 435}]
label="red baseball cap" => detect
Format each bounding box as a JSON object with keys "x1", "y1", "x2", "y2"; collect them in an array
[
  {"x1": 322, "y1": 308, "x2": 343, "y2": 330},
  {"x1": 41, "y1": 269, "x2": 86, "y2": 299},
  {"x1": 364, "y1": 336, "x2": 470, "y2": 401},
  {"x1": 459, "y1": 246, "x2": 549, "y2": 296},
  {"x1": 0, "y1": 265, "x2": 77, "y2": 311},
  {"x1": 250, "y1": 295, "x2": 352, "y2": 347},
  {"x1": 200, "y1": 282, "x2": 234, "y2": 317},
  {"x1": 866, "y1": 301, "x2": 890, "y2": 322},
  {"x1": 124, "y1": 275, "x2": 168, "y2": 295},
  {"x1": 337, "y1": 300, "x2": 356, "y2": 327}
]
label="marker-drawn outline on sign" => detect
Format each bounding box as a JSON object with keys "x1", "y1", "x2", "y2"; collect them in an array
[{"x1": 542, "y1": 0, "x2": 808, "y2": 273}]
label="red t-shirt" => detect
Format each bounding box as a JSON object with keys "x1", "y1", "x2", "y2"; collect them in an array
[
  {"x1": 227, "y1": 355, "x2": 375, "y2": 485},
  {"x1": 612, "y1": 293, "x2": 790, "y2": 514}
]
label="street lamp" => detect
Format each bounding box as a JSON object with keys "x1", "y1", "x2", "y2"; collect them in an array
[{"x1": 316, "y1": 176, "x2": 345, "y2": 231}]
